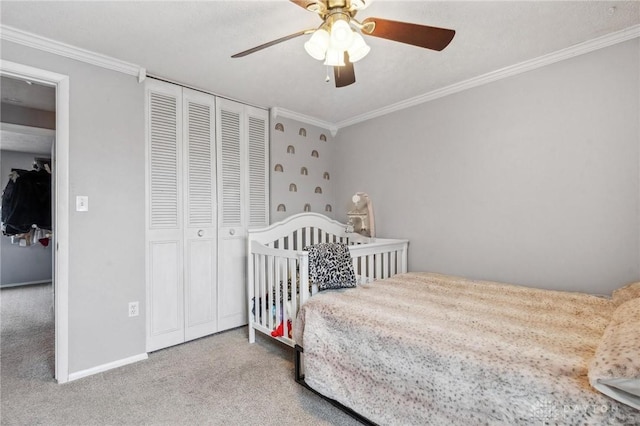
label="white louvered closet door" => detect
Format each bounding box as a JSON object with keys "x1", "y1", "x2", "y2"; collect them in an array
[
  {"x1": 182, "y1": 89, "x2": 217, "y2": 342},
  {"x1": 246, "y1": 106, "x2": 269, "y2": 229},
  {"x1": 146, "y1": 80, "x2": 184, "y2": 352},
  {"x1": 216, "y1": 98, "x2": 269, "y2": 331},
  {"x1": 146, "y1": 82, "x2": 218, "y2": 352}
]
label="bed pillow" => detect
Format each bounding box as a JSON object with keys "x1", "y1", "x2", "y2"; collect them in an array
[
  {"x1": 588, "y1": 297, "x2": 640, "y2": 410},
  {"x1": 612, "y1": 281, "x2": 640, "y2": 307},
  {"x1": 304, "y1": 242, "x2": 356, "y2": 291}
]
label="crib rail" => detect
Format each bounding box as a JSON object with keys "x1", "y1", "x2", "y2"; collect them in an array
[{"x1": 248, "y1": 235, "x2": 409, "y2": 347}]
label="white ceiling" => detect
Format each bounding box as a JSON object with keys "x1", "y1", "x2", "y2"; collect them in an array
[
  {"x1": 1, "y1": 1, "x2": 639, "y2": 126},
  {"x1": 1, "y1": 76, "x2": 56, "y2": 111}
]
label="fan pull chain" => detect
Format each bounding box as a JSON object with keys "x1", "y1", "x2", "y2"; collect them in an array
[{"x1": 325, "y1": 65, "x2": 331, "y2": 83}]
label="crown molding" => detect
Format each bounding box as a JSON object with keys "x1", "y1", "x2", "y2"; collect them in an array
[
  {"x1": 0, "y1": 25, "x2": 146, "y2": 81},
  {"x1": 334, "y1": 24, "x2": 640, "y2": 130},
  {"x1": 2, "y1": 22, "x2": 637, "y2": 132},
  {"x1": 271, "y1": 107, "x2": 339, "y2": 136}
]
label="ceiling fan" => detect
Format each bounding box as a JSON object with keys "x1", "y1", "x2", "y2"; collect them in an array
[{"x1": 231, "y1": 0, "x2": 456, "y2": 88}]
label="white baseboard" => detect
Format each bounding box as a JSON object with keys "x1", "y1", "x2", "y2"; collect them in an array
[{"x1": 67, "y1": 353, "x2": 148, "y2": 382}]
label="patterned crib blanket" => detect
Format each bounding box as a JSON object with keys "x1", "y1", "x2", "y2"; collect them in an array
[
  {"x1": 294, "y1": 272, "x2": 640, "y2": 425},
  {"x1": 304, "y1": 242, "x2": 356, "y2": 291}
]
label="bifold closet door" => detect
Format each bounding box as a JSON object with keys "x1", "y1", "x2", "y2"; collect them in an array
[
  {"x1": 146, "y1": 80, "x2": 185, "y2": 352},
  {"x1": 146, "y1": 81, "x2": 218, "y2": 352},
  {"x1": 182, "y1": 89, "x2": 217, "y2": 342},
  {"x1": 217, "y1": 99, "x2": 246, "y2": 331},
  {"x1": 216, "y1": 98, "x2": 268, "y2": 331}
]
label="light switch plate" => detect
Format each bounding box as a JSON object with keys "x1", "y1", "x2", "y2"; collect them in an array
[{"x1": 76, "y1": 196, "x2": 89, "y2": 212}]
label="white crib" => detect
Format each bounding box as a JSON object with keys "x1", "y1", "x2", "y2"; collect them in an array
[{"x1": 247, "y1": 212, "x2": 409, "y2": 347}]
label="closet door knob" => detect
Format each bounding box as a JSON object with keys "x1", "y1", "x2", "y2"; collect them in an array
[
  {"x1": 229, "y1": 229, "x2": 235, "y2": 236},
  {"x1": 197, "y1": 230, "x2": 204, "y2": 237}
]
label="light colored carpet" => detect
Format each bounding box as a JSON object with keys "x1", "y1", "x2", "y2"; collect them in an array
[{"x1": 1, "y1": 284, "x2": 359, "y2": 426}]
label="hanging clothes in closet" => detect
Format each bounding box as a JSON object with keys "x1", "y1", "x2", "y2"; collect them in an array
[{"x1": 1, "y1": 167, "x2": 52, "y2": 243}]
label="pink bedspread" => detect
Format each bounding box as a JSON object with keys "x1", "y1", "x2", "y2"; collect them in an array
[{"x1": 294, "y1": 272, "x2": 640, "y2": 425}]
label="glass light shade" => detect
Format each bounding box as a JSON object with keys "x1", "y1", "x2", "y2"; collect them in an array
[
  {"x1": 330, "y1": 19, "x2": 354, "y2": 50},
  {"x1": 304, "y1": 29, "x2": 330, "y2": 61},
  {"x1": 351, "y1": 0, "x2": 371, "y2": 10},
  {"x1": 347, "y1": 32, "x2": 370, "y2": 62},
  {"x1": 324, "y1": 47, "x2": 345, "y2": 66}
]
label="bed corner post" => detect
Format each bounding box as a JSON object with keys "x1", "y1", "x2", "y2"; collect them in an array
[
  {"x1": 294, "y1": 344, "x2": 304, "y2": 384},
  {"x1": 248, "y1": 323, "x2": 256, "y2": 344},
  {"x1": 401, "y1": 242, "x2": 408, "y2": 273},
  {"x1": 247, "y1": 238, "x2": 256, "y2": 344},
  {"x1": 299, "y1": 252, "x2": 310, "y2": 300}
]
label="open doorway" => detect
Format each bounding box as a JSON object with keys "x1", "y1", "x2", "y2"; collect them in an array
[
  {"x1": 0, "y1": 61, "x2": 70, "y2": 383},
  {"x1": 0, "y1": 75, "x2": 56, "y2": 379}
]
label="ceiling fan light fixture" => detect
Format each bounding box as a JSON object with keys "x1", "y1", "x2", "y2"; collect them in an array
[
  {"x1": 304, "y1": 28, "x2": 330, "y2": 60},
  {"x1": 350, "y1": 0, "x2": 372, "y2": 10},
  {"x1": 330, "y1": 19, "x2": 353, "y2": 50},
  {"x1": 346, "y1": 32, "x2": 370, "y2": 62},
  {"x1": 324, "y1": 47, "x2": 345, "y2": 67}
]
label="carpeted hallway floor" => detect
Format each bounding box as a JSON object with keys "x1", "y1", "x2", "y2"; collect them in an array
[{"x1": 0, "y1": 284, "x2": 359, "y2": 425}]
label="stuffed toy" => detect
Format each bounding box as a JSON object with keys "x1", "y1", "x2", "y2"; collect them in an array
[{"x1": 271, "y1": 320, "x2": 293, "y2": 338}]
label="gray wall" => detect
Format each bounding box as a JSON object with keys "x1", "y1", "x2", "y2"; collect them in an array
[
  {"x1": 334, "y1": 39, "x2": 640, "y2": 295},
  {"x1": 0, "y1": 150, "x2": 53, "y2": 286},
  {"x1": 1, "y1": 40, "x2": 146, "y2": 373}
]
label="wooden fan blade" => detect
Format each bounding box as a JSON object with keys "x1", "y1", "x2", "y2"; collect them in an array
[
  {"x1": 334, "y1": 52, "x2": 355, "y2": 88},
  {"x1": 231, "y1": 29, "x2": 313, "y2": 58},
  {"x1": 362, "y1": 17, "x2": 455, "y2": 51}
]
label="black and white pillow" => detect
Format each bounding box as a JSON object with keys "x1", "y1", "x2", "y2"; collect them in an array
[{"x1": 304, "y1": 242, "x2": 356, "y2": 291}]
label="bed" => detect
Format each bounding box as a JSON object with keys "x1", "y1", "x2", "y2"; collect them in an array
[
  {"x1": 293, "y1": 272, "x2": 640, "y2": 425},
  {"x1": 247, "y1": 212, "x2": 409, "y2": 347}
]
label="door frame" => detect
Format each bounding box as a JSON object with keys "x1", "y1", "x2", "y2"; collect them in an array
[{"x1": 0, "y1": 59, "x2": 70, "y2": 383}]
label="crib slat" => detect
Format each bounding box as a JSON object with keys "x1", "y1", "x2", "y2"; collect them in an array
[
  {"x1": 260, "y1": 254, "x2": 267, "y2": 329},
  {"x1": 251, "y1": 254, "x2": 256, "y2": 324},
  {"x1": 383, "y1": 252, "x2": 389, "y2": 278},
  {"x1": 289, "y1": 258, "x2": 297, "y2": 330},
  {"x1": 358, "y1": 255, "x2": 365, "y2": 282},
  {"x1": 352, "y1": 257, "x2": 358, "y2": 282},
  {"x1": 260, "y1": 256, "x2": 272, "y2": 325},
  {"x1": 274, "y1": 257, "x2": 281, "y2": 335},
  {"x1": 296, "y1": 230, "x2": 302, "y2": 251},
  {"x1": 282, "y1": 260, "x2": 288, "y2": 330},
  {"x1": 282, "y1": 258, "x2": 290, "y2": 339},
  {"x1": 389, "y1": 251, "x2": 398, "y2": 277},
  {"x1": 257, "y1": 254, "x2": 263, "y2": 325}
]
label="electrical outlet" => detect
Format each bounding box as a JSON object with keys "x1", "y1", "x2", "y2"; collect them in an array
[{"x1": 128, "y1": 301, "x2": 139, "y2": 317}]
